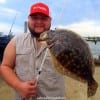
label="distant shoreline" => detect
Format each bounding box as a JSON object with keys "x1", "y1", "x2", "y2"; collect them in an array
[{"x1": 94, "y1": 55, "x2": 100, "y2": 65}]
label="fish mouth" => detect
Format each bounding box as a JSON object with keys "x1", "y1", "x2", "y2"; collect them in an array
[
  {"x1": 37, "y1": 31, "x2": 55, "y2": 49},
  {"x1": 37, "y1": 31, "x2": 48, "y2": 41}
]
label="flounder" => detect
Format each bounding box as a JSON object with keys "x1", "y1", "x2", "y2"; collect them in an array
[{"x1": 38, "y1": 29, "x2": 98, "y2": 97}]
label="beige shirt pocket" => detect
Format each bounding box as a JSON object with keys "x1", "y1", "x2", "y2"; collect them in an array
[{"x1": 15, "y1": 48, "x2": 35, "y2": 81}]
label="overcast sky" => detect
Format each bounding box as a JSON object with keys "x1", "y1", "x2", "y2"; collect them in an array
[{"x1": 0, "y1": 0, "x2": 100, "y2": 36}]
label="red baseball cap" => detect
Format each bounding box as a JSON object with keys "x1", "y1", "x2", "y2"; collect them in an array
[{"x1": 29, "y1": 2, "x2": 50, "y2": 17}]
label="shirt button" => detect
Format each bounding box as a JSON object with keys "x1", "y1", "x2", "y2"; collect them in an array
[{"x1": 36, "y1": 67, "x2": 39, "y2": 70}]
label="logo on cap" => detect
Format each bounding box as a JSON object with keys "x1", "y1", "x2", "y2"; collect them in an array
[
  {"x1": 33, "y1": 6, "x2": 47, "y2": 11},
  {"x1": 30, "y1": 2, "x2": 50, "y2": 17}
]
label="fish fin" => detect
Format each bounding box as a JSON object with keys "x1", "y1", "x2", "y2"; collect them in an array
[{"x1": 88, "y1": 79, "x2": 98, "y2": 97}]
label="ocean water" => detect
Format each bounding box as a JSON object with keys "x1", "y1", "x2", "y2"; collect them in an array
[{"x1": 87, "y1": 41, "x2": 100, "y2": 58}]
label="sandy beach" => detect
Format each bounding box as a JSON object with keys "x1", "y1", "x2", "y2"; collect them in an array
[{"x1": 0, "y1": 66, "x2": 100, "y2": 100}]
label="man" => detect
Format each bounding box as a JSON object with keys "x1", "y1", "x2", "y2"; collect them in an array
[{"x1": 0, "y1": 2, "x2": 65, "y2": 100}]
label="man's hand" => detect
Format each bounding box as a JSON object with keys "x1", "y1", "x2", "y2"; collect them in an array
[{"x1": 17, "y1": 79, "x2": 37, "y2": 99}]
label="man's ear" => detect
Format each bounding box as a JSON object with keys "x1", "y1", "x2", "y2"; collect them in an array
[
  {"x1": 50, "y1": 17, "x2": 52, "y2": 21},
  {"x1": 28, "y1": 15, "x2": 30, "y2": 19}
]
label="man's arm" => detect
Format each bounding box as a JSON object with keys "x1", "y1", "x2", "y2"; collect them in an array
[
  {"x1": 0, "y1": 39, "x2": 37, "y2": 98},
  {"x1": 0, "y1": 39, "x2": 20, "y2": 88}
]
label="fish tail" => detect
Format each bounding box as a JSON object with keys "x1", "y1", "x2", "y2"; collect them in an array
[{"x1": 88, "y1": 79, "x2": 98, "y2": 97}]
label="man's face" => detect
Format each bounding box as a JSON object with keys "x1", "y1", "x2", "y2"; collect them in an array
[{"x1": 28, "y1": 13, "x2": 51, "y2": 37}]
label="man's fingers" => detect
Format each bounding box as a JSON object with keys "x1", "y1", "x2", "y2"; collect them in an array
[
  {"x1": 29, "y1": 85, "x2": 37, "y2": 91},
  {"x1": 30, "y1": 90, "x2": 37, "y2": 95},
  {"x1": 29, "y1": 79, "x2": 37, "y2": 85},
  {"x1": 24, "y1": 90, "x2": 37, "y2": 98}
]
